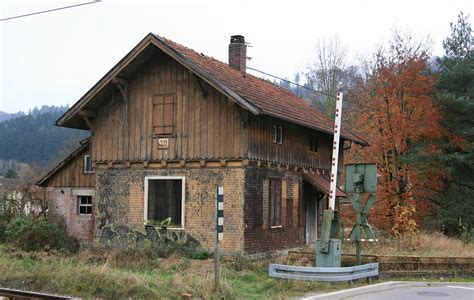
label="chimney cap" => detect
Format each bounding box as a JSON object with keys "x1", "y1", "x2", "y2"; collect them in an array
[{"x1": 230, "y1": 35, "x2": 245, "y2": 44}]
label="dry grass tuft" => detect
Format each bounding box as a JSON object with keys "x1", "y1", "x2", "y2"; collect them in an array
[{"x1": 342, "y1": 232, "x2": 474, "y2": 257}]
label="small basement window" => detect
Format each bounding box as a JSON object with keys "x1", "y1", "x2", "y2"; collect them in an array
[
  {"x1": 77, "y1": 196, "x2": 92, "y2": 215},
  {"x1": 145, "y1": 177, "x2": 184, "y2": 228},
  {"x1": 272, "y1": 124, "x2": 283, "y2": 144},
  {"x1": 84, "y1": 155, "x2": 94, "y2": 174}
]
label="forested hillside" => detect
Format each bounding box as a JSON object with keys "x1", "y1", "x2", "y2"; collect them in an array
[{"x1": 0, "y1": 106, "x2": 88, "y2": 174}]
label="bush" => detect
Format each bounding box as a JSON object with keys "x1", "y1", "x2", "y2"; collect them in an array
[{"x1": 4, "y1": 216, "x2": 72, "y2": 251}]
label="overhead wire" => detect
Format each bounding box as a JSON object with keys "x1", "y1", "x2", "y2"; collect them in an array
[
  {"x1": 248, "y1": 66, "x2": 474, "y2": 137},
  {"x1": 0, "y1": 0, "x2": 101, "y2": 22}
]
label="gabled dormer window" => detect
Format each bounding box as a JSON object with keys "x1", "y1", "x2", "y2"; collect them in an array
[
  {"x1": 84, "y1": 155, "x2": 94, "y2": 174},
  {"x1": 272, "y1": 124, "x2": 283, "y2": 144}
]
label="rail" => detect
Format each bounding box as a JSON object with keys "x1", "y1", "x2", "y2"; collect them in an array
[{"x1": 0, "y1": 287, "x2": 74, "y2": 299}]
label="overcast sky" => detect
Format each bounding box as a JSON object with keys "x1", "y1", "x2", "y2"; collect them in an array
[{"x1": 0, "y1": 0, "x2": 472, "y2": 113}]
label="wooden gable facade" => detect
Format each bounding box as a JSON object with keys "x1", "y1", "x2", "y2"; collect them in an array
[{"x1": 90, "y1": 51, "x2": 248, "y2": 163}]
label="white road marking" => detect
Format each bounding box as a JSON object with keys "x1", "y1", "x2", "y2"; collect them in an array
[{"x1": 446, "y1": 286, "x2": 474, "y2": 291}]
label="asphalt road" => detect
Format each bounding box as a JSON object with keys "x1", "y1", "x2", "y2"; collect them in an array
[{"x1": 302, "y1": 281, "x2": 474, "y2": 300}]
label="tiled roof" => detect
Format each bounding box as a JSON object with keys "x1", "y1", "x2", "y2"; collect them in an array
[{"x1": 156, "y1": 34, "x2": 367, "y2": 145}]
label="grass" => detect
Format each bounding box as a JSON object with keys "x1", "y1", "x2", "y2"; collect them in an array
[
  {"x1": 0, "y1": 244, "x2": 366, "y2": 299},
  {"x1": 341, "y1": 232, "x2": 474, "y2": 257},
  {"x1": 1, "y1": 232, "x2": 471, "y2": 298}
]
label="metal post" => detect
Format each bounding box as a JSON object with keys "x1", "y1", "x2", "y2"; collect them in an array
[
  {"x1": 354, "y1": 193, "x2": 362, "y2": 266},
  {"x1": 329, "y1": 92, "x2": 343, "y2": 210},
  {"x1": 215, "y1": 186, "x2": 224, "y2": 293}
]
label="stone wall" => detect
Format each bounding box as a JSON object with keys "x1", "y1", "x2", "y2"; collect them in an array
[
  {"x1": 243, "y1": 166, "x2": 305, "y2": 253},
  {"x1": 94, "y1": 167, "x2": 246, "y2": 253},
  {"x1": 47, "y1": 187, "x2": 94, "y2": 244}
]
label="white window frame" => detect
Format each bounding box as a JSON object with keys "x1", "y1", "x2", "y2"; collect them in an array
[
  {"x1": 144, "y1": 176, "x2": 186, "y2": 229},
  {"x1": 278, "y1": 126, "x2": 283, "y2": 144},
  {"x1": 77, "y1": 195, "x2": 93, "y2": 216},
  {"x1": 84, "y1": 155, "x2": 95, "y2": 174}
]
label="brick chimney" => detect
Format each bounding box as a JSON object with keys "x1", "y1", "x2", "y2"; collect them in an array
[{"x1": 228, "y1": 35, "x2": 246, "y2": 72}]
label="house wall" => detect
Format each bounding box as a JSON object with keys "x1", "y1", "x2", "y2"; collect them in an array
[
  {"x1": 247, "y1": 115, "x2": 341, "y2": 171},
  {"x1": 93, "y1": 167, "x2": 246, "y2": 253},
  {"x1": 47, "y1": 187, "x2": 94, "y2": 244},
  {"x1": 243, "y1": 166, "x2": 305, "y2": 253},
  {"x1": 90, "y1": 51, "x2": 248, "y2": 163},
  {"x1": 45, "y1": 147, "x2": 95, "y2": 187}
]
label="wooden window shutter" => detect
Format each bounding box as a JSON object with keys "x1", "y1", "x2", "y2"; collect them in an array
[
  {"x1": 153, "y1": 94, "x2": 175, "y2": 135},
  {"x1": 269, "y1": 179, "x2": 275, "y2": 226},
  {"x1": 269, "y1": 178, "x2": 282, "y2": 227}
]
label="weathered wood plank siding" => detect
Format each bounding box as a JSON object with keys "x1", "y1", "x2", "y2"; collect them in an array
[
  {"x1": 47, "y1": 148, "x2": 95, "y2": 187},
  {"x1": 90, "y1": 52, "x2": 248, "y2": 162},
  {"x1": 247, "y1": 115, "x2": 339, "y2": 171}
]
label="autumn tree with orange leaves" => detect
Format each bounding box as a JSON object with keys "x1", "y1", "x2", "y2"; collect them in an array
[{"x1": 348, "y1": 32, "x2": 444, "y2": 236}]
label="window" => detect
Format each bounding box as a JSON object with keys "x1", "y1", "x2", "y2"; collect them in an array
[
  {"x1": 145, "y1": 177, "x2": 184, "y2": 228},
  {"x1": 77, "y1": 196, "x2": 92, "y2": 215},
  {"x1": 310, "y1": 135, "x2": 319, "y2": 153},
  {"x1": 84, "y1": 155, "x2": 94, "y2": 173},
  {"x1": 272, "y1": 124, "x2": 283, "y2": 144},
  {"x1": 153, "y1": 94, "x2": 175, "y2": 135},
  {"x1": 269, "y1": 178, "x2": 282, "y2": 227}
]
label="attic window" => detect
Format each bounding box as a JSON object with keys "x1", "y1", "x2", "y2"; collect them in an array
[
  {"x1": 272, "y1": 124, "x2": 283, "y2": 144},
  {"x1": 310, "y1": 135, "x2": 319, "y2": 153},
  {"x1": 153, "y1": 94, "x2": 175, "y2": 136},
  {"x1": 84, "y1": 155, "x2": 94, "y2": 174}
]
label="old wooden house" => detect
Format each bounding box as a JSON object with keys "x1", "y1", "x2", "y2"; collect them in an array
[{"x1": 38, "y1": 33, "x2": 367, "y2": 253}]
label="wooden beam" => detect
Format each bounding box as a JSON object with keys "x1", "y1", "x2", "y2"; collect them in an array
[
  {"x1": 78, "y1": 110, "x2": 97, "y2": 118},
  {"x1": 81, "y1": 115, "x2": 94, "y2": 131},
  {"x1": 196, "y1": 77, "x2": 208, "y2": 99}
]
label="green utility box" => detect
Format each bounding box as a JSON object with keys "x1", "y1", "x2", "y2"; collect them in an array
[{"x1": 316, "y1": 239, "x2": 341, "y2": 267}]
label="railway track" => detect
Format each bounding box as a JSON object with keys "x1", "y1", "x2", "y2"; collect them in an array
[{"x1": 0, "y1": 287, "x2": 73, "y2": 300}]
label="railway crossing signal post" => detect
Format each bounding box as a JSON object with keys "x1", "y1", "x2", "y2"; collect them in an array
[
  {"x1": 345, "y1": 163, "x2": 377, "y2": 265},
  {"x1": 316, "y1": 92, "x2": 344, "y2": 268}
]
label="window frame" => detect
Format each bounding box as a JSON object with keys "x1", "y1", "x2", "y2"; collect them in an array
[
  {"x1": 83, "y1": 155, "x2": 95, "y2": 174},
  {"x1": 152, "y1": 93, "x2": 176, "y2": 137},
  {"x1": 77, "y1": 195, "x2": 92, "y2": 216},
  {"x1": 272, "y1": 124, "x2": 283, "y2": 145},
  {"x1": 143, "y1": 176, "x2": 186, "y2": 229},
  {"x1": 269, "y1": 178, "x2": 282, "y2": 228}
]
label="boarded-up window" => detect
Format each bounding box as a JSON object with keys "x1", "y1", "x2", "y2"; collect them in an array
[
  {"x1": 298, "y1": 182, "x2": 305, "y2": 227},
  {"x1": 269, "y1": 178, "x2": 282, "y2": 227},
  {"x1": 147, "y1": 179, "x2": 182, "y2": 227},
  {"x1": 286, "y1": 198, "x2": 293, "y2": 226},
  {"x1": 153, "y1": 94, "x2": 175, "y2": 135}
]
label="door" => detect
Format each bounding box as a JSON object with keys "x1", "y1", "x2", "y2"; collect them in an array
[
  {"x1": 306, "y1": 196, "x2": 318, "y2": 244},
  {"x1": 304, "y1": 181, "x2": 319, "y2": 244}
]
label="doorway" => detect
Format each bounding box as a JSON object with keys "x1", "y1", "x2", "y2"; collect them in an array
[{"x1": 304, "y1": 181, "x2": 325, "y2": 245}]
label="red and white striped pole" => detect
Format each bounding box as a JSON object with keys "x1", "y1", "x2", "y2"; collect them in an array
[{"x1": 329, "y1": 92, "x2": 343, "y2": 211}]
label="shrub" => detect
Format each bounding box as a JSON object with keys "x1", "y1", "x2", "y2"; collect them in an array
[{"x1": 4, "y1": 216, "x2": 72, "y2": 251}]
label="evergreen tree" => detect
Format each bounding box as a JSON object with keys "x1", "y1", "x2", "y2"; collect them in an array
[
  {"x1": 436, "y1": 12, "x2": 474, "y2": 238},
  {"x1": 5, "y1": 169, "x2": 18, "y2": 179}
]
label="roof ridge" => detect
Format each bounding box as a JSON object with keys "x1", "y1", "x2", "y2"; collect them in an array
[{"x1": 154, "y1": 33, "x2": 315, "y2": 109}]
